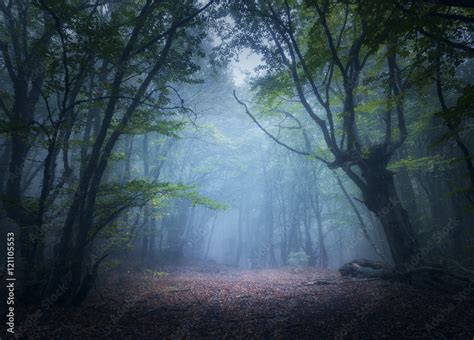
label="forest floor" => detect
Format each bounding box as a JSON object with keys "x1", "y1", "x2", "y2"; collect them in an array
[{"x1": 18, "y1": 264, "x2": 474, "y2": 339}]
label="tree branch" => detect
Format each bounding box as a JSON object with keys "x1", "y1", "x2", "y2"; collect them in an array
[{"x1": 234, "y1": 91, "x2": 330, "y2": 164}]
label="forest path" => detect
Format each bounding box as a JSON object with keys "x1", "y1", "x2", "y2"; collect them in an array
[{"x1": 27, "y1": 267, "x2": 473, "y2": 338}]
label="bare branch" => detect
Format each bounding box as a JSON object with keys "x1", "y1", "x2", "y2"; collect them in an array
[{"x1": 234, "y1": 90, "x2": 330, "y2": 165}]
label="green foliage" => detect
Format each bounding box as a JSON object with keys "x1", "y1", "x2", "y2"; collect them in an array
[
  {"x1": 145, "y1": 269, "x2": 168, "y2": 278},
  {"x1": 287, "y1": 251, "x2": 309, "y2": 267},
  {"x1": 202, "y1": 123, "x2": 236, "y2": 146},
  {"x1": 109, "y1": 152, "x2": 127, "y2": 161},
  {"x1": 122, "y1": 114, "x2": 185, "y2": 136},
  {"x1": 252, "y1": 72, "x2": 293, "y2": 106},
  {"x1": 98, "y1": 180, "x2": 226, "y2": 210},
  {"x1": 181, "y1": 189, "x2": 228, "y2": 210},
  {"x1": 388, "y1": 155, "x2": 456, "y2": 172}
]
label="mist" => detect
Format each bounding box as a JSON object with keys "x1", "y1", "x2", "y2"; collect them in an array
[{"x1": 0, "y1": 0, "x2": 473, "y2": 338}]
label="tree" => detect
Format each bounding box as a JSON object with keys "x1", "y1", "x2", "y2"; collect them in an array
[
  {"x1": 226, "y1": 0, "x2": 419, "y2": 267},
  {"x1": 51, "y1": 0, "x2": 214, "y2": 304},
  {"x1": 1, "y1": 0, "x2": 216, "y2": 304}
]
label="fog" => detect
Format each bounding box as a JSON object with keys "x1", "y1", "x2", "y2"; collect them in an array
[
  {"x1": 131, "y1": 65, "x2": 392, "y2": 271},
  {"x1": 1, "y1": 1, "x2": 473, "y2": 337}
]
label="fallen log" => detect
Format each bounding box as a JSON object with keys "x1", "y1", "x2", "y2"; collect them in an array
[
  {"x1": 338, "y1": 259, "x2": 474, "y2": 294},
  {"x1": 338, "y1": 259, "x2": 393, "y2": 279}
]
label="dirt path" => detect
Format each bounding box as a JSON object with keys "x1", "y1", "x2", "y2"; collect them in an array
[{"x1": 20, "y1": 267, "x2": 474, "y2": 338}]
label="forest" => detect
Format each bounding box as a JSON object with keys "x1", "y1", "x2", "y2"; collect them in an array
[{"x1": 0, "y1": 0, "x2": 473, "y2": 338}]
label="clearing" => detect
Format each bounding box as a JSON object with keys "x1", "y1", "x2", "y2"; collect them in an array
[{"x1": 20, "y1": 266, "x2": 474, "y2": 338}]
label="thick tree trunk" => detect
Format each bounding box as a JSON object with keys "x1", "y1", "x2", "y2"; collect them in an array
[
  {"x1": 366, "y1": 210, "x2": 391, "y2": 258},
  {"x1": 0, "y1": 139, "x2": 11, "y2": 193},
  {"x1": 335, "y1": 175, "x2": 386, "y2": 261},
  {"x1": 450, "y1": 165, "x2": 474, "y2": 258},
  {"x1": 361, "y1": 168, "x2": 418, "y2": 268},
  {"x1": 6, "y1": 133, "x2": 30, "y2": 223},
  {"x1": 6, "y1": 93, "x2": 40, "y2": 303},
  {"x1": 427, "y1": 176, "x2": 451, "y2": 231},
  {"x1": 393, "y1": 147, "x2": 419, "y2": 222}
]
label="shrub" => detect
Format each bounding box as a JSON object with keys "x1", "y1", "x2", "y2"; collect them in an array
[{"x1": 287, "y1": 251, "x2": 309, "y2": 267}]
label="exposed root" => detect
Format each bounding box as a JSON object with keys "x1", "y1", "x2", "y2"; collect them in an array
[{"x1": 339, "y1": 259, "x2": 474, "y2": 294}]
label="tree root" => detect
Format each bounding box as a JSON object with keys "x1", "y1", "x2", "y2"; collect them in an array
[{"x1": 339, "y1": 259, "x2": 474, "y2": 294}]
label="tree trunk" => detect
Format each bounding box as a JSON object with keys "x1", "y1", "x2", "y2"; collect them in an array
[
  {"x1": 265, "y1": 185, "x2": 276, "y2": 267},
  {"x1": 310, "y1": 190, "x2": 328, "y2": 268},
  {"x1": 302, "y1": 198, "x2": 315, "y2": 266},
  {"x1": 141, "y1": 135, "x2": 150, "y2": 265},
  {"x1": 205, "y1": 214, "x2": 217, "y2": 259},
  {"x1": 393, "y1": 147, "x2": 419, "y2": 222},
  {"x1": 335, "y1": 175, "x2": 386, "y2": 261},
  {"x1": 288, "y1": 198, "x2": 299, "y2": 254},
  {"x1": 360, "y1": 168, "x2": 418, "y2": 268},
  {"x1": 235, "y1": 200, "x2": 243, "y2": 266},
  {"x1": 0, "y1": 139, "x2": 11, "y2": 193},
  {"x1": 278, "y1": 190, "x2": 288, "y2": 265}
]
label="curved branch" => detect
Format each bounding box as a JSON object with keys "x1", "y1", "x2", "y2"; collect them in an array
[
  {"x1": 234, "y1": 91, "x2": 330, "y2": 165},
  {"x1": 276, "y1": 109, "x2": 313, "y2": 153}
]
